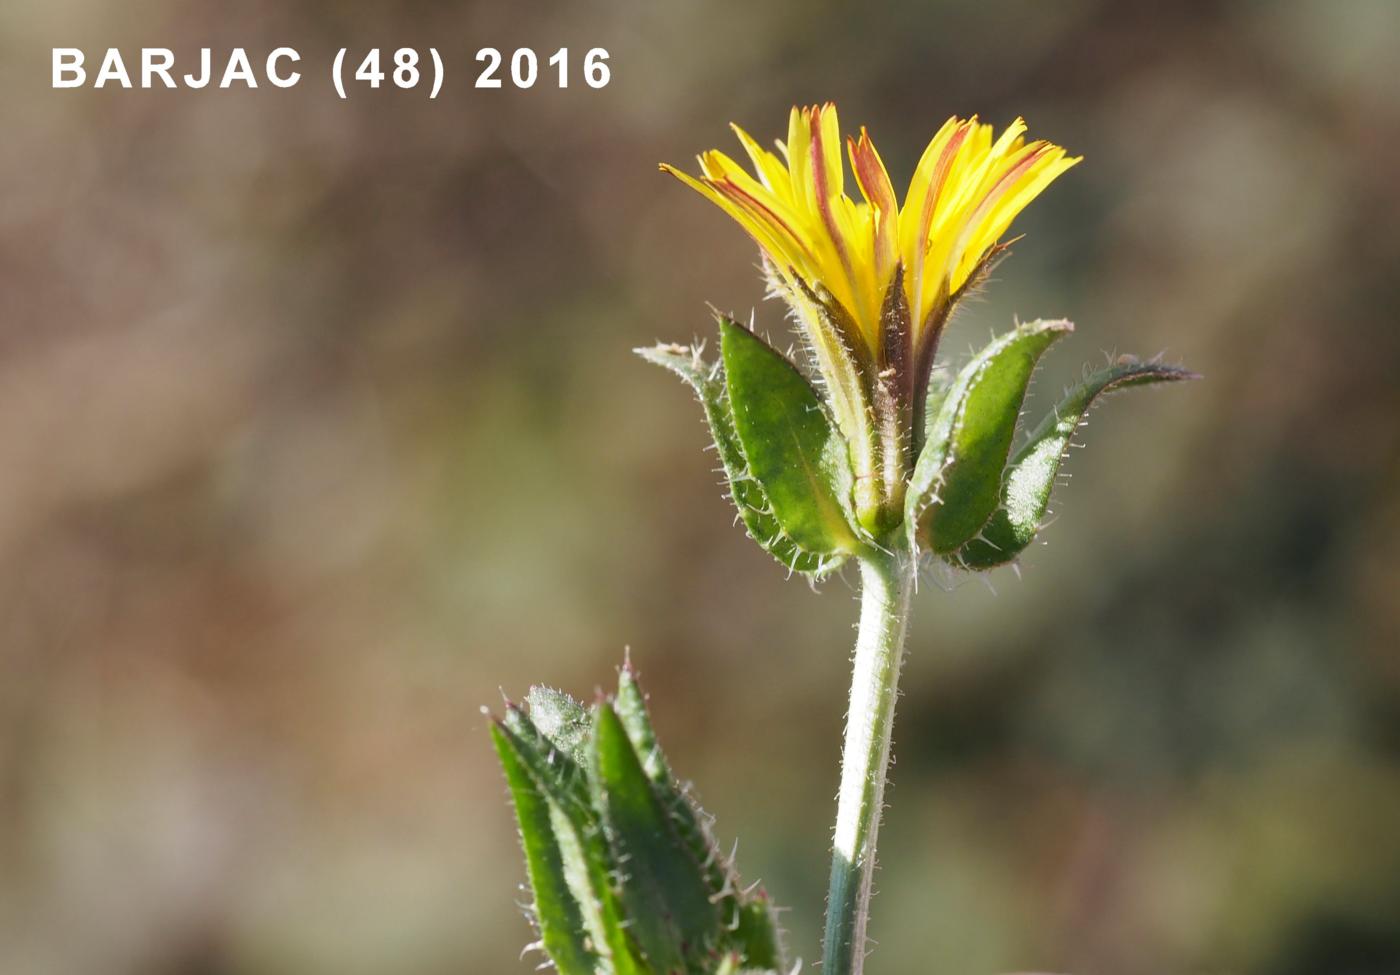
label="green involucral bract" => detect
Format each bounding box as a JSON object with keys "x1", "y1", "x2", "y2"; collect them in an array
[
  {"x1": 905, "y1": 319, "x2": 1072, "y2": 555},
  {"x1": 636, "y1": 340, "x2": 845, "y2": 579},
  {"x1": 645, "y1": 313, "x2": 1195, "y2": 576},
  {"x1": 491, "y1": 666, "x2": 788, "y2": 975},
  {"x1": 717, "y1": 320, "x2": 862, "y2": 557},
  {"x1": 957, "y1": 357, "x2": 1199, "y2": 568}
]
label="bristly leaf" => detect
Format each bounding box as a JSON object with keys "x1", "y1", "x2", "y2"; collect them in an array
[
  {"x1": 636, "y1": 341, "x2": 844, "y2": 578},
  {"x1": 490, "y1": 723, "x2": 600, "y2": 975},
  {"x1": 494, "y1": 670, "x2": 788, "y2": 974},
  {"x1": 958, "y1": 357, "x2": 1199, "y2": 569},
  {"x1": 500, "y1": 704, "x2": 648, "y2": 975},
  {"x1": 592, "y1": 701, "x2": 720, "y2": 972},
  {"x1": 906, "y1": 320, "x2": 1073, "y2": 554},
  {"x1": 615, "y1": 665, "x2": 786, "y2": 970},
  {"x1": 718, "y1": 319, "x2": 862, "y2": 557}
]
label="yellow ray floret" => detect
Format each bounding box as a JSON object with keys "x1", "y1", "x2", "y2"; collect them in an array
[{"x1": 661, "y1": 105, "x2": 1080, "y2": 356}]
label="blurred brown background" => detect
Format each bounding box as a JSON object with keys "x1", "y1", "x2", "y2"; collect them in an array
[{"x1": 2, "y1": 1, "x2": 1399, "y2": 973}]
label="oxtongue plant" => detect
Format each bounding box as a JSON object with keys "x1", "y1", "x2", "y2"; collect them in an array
[{"x1": 490, "y1": 105, "x2": 1196, "y2": 975}]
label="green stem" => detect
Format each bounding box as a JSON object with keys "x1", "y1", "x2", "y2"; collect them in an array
[{"x1": 822, "y1": 542, "x2": 916, "y2": 975}]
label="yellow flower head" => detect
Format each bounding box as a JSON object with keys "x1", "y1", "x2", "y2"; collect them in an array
[{"x1": 661, "y1": 104, "x2": 1080, "y2": 358}]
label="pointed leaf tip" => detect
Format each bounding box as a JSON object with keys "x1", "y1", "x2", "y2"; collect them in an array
[
  {"x1": 958, "y1": 357, "x2": 1197, "y2": 569},
  {"x1": 614, "y1": 665, "x2": 665, "y2": 783}
]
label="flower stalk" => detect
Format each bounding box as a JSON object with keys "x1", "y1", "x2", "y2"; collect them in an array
[{"x1": 824, "y1": 541, "x2": 916, "y2": 975}]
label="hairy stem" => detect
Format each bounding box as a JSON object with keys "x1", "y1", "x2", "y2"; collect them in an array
[{"x1": 822, "y1": 542, "x2": 916, "y2": 975}]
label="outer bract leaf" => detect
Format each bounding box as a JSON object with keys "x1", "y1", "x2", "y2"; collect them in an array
[
  {"x1": 592, "y1": 701, "x2": 719, "y2": 972},
  {"x1": 958, "y1": 358, "x2": 1199, "y2": 569},
  {"x1": 718, "y1": 320, "x2": 861, "y2": 557},
  {"x1": 637, "y1": 342, "x2": 843, "y2": 577},
  {"x1": 490, "y1": 723, "x2": 599, "y2": 975},
  {"x1": 907, "y1": 320, "x2": 1073, "y2": 553}
]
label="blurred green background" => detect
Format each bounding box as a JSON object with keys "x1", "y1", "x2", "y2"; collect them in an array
[{"x1": 3, "y1": 1, "x2": 1399, "y2": 972}]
